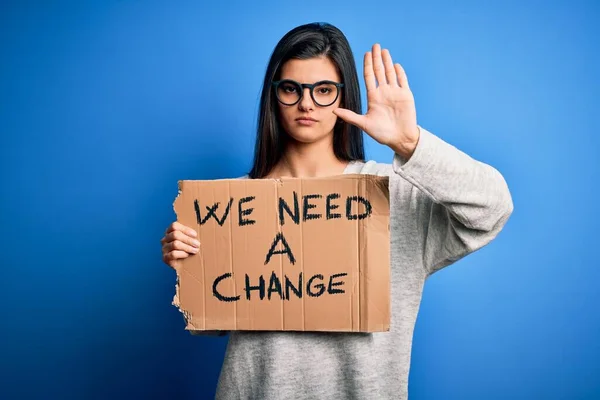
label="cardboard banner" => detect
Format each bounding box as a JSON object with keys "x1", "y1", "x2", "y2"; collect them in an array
[{"x1": 172, "y1": 174, "x2": 391, "y2": 332}]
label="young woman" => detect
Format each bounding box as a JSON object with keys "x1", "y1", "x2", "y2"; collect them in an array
[{"x1": 161, "y1": 22, "x2": 513, "y2": 399}]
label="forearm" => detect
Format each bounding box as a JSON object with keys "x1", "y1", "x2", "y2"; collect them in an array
[{"x1": 391, "y1": 126, "x2": 514, "y2": 274}]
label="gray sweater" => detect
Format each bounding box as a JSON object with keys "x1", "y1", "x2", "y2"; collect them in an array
[{"x1": 202, "y1": 126, "x2": 513, "y2": 399}]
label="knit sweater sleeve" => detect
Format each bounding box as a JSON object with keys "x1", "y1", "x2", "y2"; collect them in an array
[{"x1": 391, "y1": 126, "x2": 514, "y2": 276}]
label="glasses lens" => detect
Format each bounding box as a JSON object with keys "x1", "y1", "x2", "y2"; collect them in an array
[
  {"x1": 276, "y1": 81, "x2": 301, "y2": 105},
  {"x1": 313, "y1": 82, "x2": 339, "y2": 106}
]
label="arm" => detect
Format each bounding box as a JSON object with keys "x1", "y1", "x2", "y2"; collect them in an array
[
  {"x1": 330, "y1": 44, "x2": 512, "y2": 277},
  {"x1": 392, "y1": 126, "x2": 514, "y2": 276}
]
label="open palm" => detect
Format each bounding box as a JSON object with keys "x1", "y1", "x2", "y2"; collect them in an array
[{"x1": 334, "y1": 44, "x2": 420, "y2": 156}]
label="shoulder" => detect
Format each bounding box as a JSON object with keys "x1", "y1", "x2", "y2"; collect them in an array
[
  {"x1": 344, "y1": 159, "x2": 394, "y2": 177},
  {"x1": 345, "y1": 156, "x2": 425, "y2": 206}
]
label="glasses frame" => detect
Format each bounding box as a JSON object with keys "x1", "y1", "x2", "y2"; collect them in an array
[{"x1": 272, "y1": 79, "x2": 345, "y2": 107}]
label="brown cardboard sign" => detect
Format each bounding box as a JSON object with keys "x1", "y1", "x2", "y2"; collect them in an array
[{"x1": 172, "y1": 174, "x2": 391, "y2": 332}]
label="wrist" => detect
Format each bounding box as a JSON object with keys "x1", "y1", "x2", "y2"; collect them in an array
[{"x1": 389, "y1": 126, "x2": 420, "y2": 160}]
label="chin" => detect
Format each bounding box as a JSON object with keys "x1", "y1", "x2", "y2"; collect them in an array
[
  {"x1": 286, "y1": 129, "x2": 330, "y2": 144},
  {"x1": 284, "y1": 121, "x2": 336, "y2": 144}
]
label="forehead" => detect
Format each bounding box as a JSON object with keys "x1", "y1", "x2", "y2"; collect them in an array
[{"x1": 279, "y1": 56, "x2": 340, "y2": 82}]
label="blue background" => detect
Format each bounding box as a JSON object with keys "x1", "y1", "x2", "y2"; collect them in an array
[{"x1": 1, "y1": 1, "x2": 598, "y2": 399}]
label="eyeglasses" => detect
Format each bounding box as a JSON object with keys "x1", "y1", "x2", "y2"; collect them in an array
[{"x1": 272, "y1": 79, "x2": 344, "y2": 107}]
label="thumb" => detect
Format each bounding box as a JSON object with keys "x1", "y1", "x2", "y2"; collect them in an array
[{"x1": 333, "y1": 108, "x2": 366, "y2": 131}]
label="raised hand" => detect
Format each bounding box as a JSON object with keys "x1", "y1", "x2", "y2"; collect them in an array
[{"x1": 333, "y1": 43, "x2": 420, "y2": 159}]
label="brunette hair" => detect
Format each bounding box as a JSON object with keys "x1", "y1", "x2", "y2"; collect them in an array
[{"x1": 248, "y1": 22, "x2": 364, "y2": 179}]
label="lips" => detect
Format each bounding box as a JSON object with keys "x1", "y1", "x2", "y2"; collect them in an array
[
  {"x1": 296, "y1": 117, "x2": 317, "y2": 126},
  {"x1": 296, "y1": 116, "x2": 317, "y2": 122}
]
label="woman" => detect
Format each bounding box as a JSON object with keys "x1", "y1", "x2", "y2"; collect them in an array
[{"x1": 161, "y1": 22, "x2": 513, "y2": 399}]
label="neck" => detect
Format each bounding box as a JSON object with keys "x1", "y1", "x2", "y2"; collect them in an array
[{"x1": 270, "y1": 136, "x2": 348, "y2": 178}]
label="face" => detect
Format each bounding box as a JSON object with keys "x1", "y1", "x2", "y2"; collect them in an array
[{"x1": 275, "y1": 56, "x2": 342, "y2": 144}]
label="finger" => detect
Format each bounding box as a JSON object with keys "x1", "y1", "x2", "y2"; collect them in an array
[
  {"x1": 333, "y1": 108, "x2": 367, "y2": 131},
  {"x1": 363, "y1": 51, "x2": 376, "y2": 91},
  {"x1": 382, "y1": 49, "x2": 398, "y2": 87},
  {"x1": 165, "y1": 221, "x2": 197, "y2": 237},
  {"x1": 372, "y1": 44, "x2": 387, "y2": 85},
  {"x1": 166, "y1": 239, "x2": 200, "y2": 255},
  {"x1": 163, "y1": 250, "x2": 190, "y2": 263},
  {"x1": 394, "y1": 63, "x2": 410, "y2": 89},
  {"x1": 166, "y1": 230, "x2": 201, "y2": 248}
]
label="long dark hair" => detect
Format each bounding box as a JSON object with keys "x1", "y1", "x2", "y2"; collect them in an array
[{"x1": 248, "y1": 22, "x2": 364, "y2": 179}]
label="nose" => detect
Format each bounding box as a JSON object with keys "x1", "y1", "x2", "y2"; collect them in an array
[{"x1": 298, "y1": 87, "x2": 315, "y2": 111}]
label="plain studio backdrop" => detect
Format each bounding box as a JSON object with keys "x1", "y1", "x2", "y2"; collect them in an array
[{"x1": 1, "y1": 1, "x2": 598, "y2": 399}]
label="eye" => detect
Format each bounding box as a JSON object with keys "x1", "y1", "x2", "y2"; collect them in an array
[
  {"x1": 281, "y1": 83, "x2": 297, "y2": 93},
  {"x1": 317, "y1": 87, "x2": 332, "y2": 94}
]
